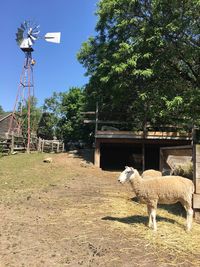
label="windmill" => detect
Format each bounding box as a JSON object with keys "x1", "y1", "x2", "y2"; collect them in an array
[{"x1": 9, "y1": 20, "x2": 61, "y2": 153}]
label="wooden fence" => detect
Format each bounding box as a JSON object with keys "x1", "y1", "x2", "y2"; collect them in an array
[
  {"x1": 38, "y1": 138, "x2": 65, "y2": 153},
  {"x1": 0, "y1": 137, "x2": 11, "y2": 155},
  {"x1": 0, "y1": 133, "x2": 64, "y2": 155}
]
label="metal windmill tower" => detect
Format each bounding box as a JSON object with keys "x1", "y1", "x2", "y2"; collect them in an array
[{"x1": 9, "y1": 20, "x2": 61, "y2": 153}]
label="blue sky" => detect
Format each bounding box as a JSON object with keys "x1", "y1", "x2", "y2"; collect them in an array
[{"x1": 0, "y1": 0, "x2": 98, "y2": 111}]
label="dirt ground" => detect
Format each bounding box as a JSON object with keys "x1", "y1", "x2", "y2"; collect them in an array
[{"x1": 0, "y1": 152, "x2": 200, "y2": 267}]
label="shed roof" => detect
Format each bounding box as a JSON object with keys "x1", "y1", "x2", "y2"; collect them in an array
[
  {"x1": 0, "y1": 113, "x2": 12, "y2": 122},
  {"x1": 95, "y1": 130, "x2": 192, "y2": 141}
]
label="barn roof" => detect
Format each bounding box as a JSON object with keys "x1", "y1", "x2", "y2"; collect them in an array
[{"x1": 0, "y1": 113, "x2": 13, "y2": 122}]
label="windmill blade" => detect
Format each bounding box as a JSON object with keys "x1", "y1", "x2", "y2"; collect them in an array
[
  {"x1": 32, "y1": 24, "x2": 40, "y2": 32},
  {"x1": 44, "y1": 32, "x2": 61, "y2": 43},
  {"x1": 20, "y1": 23, "x2": 25, "y2": 30},
  {"x1": 28, "y1": 27, "x2": 33, "y2": 35},
  {"x1": 30, "y1": 33, "x2": 39, "y2": 39},
  {"x1": 28, "y1": 37, "x2": 33, "y2": 47},
  {"x1": 16, "y1": 20, "x2": 40, "y2": 50},
  {"x1": 29, "y1": 34, "x2": 37, "y2": 42},
  {"x1": 20, "y1": 38, "x2": 29, "y2": 49}
]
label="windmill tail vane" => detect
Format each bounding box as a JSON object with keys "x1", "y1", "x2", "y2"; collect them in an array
[{"x1": 44, "y1": 32, "x2": 61, "y2": 43}]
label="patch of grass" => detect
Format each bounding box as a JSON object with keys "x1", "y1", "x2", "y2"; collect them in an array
[{"x1": 0, "y1": 153, "x2": 73, "y2": 203}]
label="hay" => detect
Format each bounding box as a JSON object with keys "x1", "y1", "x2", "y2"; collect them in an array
[
  {"x1": 173, "y1": 162, "x2": 193, "y2": 179},
  {"x1": 103, "y1": 193, "x2": 200, "y2": 265}
]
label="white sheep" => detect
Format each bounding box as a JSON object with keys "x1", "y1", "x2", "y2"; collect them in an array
[
  {"x1": 142, "y1": 169, "x2": 162, "y2": 178},
  {"x1": 118, "y1": 166, "x2": 194, "y2": 231}
]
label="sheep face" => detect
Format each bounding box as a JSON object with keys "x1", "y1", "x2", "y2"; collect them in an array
[{"x1": 118, "y1": 166, "x2": 135, "y2": 184}]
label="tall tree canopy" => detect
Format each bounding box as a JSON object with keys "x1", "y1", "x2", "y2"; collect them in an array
[
  {"x1": 59, "y1": 87, "x2": 86, "y2": 142},
  {"x1": 39, "y1": 88, "x2": 93, "y2": 144},
  {"x1": 78, "y1": 0, "x2": 200, "y2": 129}
]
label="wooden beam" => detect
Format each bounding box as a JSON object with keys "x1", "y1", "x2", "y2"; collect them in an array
[
  {"x1": 193, "y1": 194, "x2": 200, "y2": 209},
  {"x1": 80, "y1": 111, "x2": 96, "y2": 115},
  {"x1": 196, "y1": 179, "x2": 200, "y2": 194},
  {"x1": 84, "y1": 120, "x2": 127, "y2": 124},
  {"x1": 94, "y1": 140, "x2": 100, "y2": 167}
]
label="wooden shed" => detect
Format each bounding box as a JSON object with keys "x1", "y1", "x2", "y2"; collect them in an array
[
  {"x1": 94, "y1": 130, "x2": 192, "y2": 171},
  {"x1": 0, "y1": 113, "x2": 18, "y2": 138},
  {"x1": 94, "y1": 130, "x2": 200, "y2": 220}
]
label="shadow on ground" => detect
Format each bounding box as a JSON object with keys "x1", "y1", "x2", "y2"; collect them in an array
[
  {"x1": 68, "y1": 149, "x2": 94, "y2": 164},
  {"x1": 102, "y1": 214, "x2": 179, "y2": 226}
]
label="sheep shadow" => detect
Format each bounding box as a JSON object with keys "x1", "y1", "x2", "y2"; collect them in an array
[
  {"x1": 102, "y1": 214, "x2": 178, "y2": 227},
  {"x1": 102, "y1": 198, "x2": 185, "y2": 227}
]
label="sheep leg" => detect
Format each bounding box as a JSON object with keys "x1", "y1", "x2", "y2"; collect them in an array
[
  {"x1": 150, "y1": 208, "x2": 157, "y2": 231},
  {"x1": 147, "y1": 205, "x2": 153, "y2": 228},
  {"x1": 185, "y1": 206, "x2": 193, "y2": 231},
  {"x1": 181, "y1": 200, "x2": 193, "y2": 231},
  {"x1": 147, "y1": 205, "x2": 157, "y2": 231}
]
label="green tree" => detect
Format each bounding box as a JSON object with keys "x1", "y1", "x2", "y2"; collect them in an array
[
  {"x1": 0, "y1": 105, "x2": 4, "y2": 115},
  {"x1": 78, "y1": 0, "x2": 200, "y2": 129},
  {"x1": 19, "y1": 97, "x2": 42, "y2": 138},
  {"x1": 39, "y1": 88, "x2": 92, "y2": 144},
  {"x1": 40, "y1": 92, "x2": 62, "y2": 139},
  {"x1": 59, "y1": 87, "x2": 87, "y2": 144},
  {"x1": 37, "y1": 112, "x2": 55, "y2": 139}
]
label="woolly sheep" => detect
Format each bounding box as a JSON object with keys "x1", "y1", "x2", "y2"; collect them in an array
[
  {"x1": 142, "y1": 169, "x2": 162, "y2": 178},
  {"x1": 118, "y1": 166, "x2": 194, "y2": 231}
]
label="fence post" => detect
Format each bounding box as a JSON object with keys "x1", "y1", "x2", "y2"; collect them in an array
[
  {"x1": 51, "y1": 141, "x2": 54, "y2": 153},
  {"x1": 11, "y1": 132, "x2": 14, "y2": 154},
  {"x1": 41, "y1": 139, "x2": 44, "y2": 153},
  {"x1": 38, "y1": 137, "x2": 41, "y2": 152},
  {"x1": 57, "y1": 142, "x2": 59, "y2": 153},
  {"x1": 62, "y1": 142, "x2": 65, "y2": 152}
]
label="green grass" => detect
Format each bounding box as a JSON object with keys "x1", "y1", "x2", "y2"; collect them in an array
[{"x1": 0, "y1": 153, "x2": 71, "y2": 203}]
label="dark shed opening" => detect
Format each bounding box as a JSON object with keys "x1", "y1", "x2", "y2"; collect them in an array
[
  {"x1": 144, "y1": 144, "x2": 160, "y2": 170},
  {"x1": 100, "y1": 143, "x2": 142, "y2": 170},
  {"x1": 99, "y1": 141, "x2": 191, "y2": 171}
]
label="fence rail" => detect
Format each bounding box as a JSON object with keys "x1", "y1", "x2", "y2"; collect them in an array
[
  {"x1": 38, "y1": 138, "x2": 65, "y2": 153},
  {"x1": 0, "y1": 133, "x2": 64, "y2": 155}
]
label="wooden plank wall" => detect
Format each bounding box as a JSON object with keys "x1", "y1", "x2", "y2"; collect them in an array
[{"x1": 193, "y1": 145, "x2": 200, "y2": 221}]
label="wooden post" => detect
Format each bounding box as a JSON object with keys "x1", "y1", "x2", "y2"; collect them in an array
[
  {"x1": 38, "y1": 137, "x2": 41, "y2": 152},
  {"x1": 193, "y1": 144, "x2": 200, "y2": 221},
  {"x1": 41, "y1": 139, "x2": 44, "y2": 153},
  {"x1": 11, "y1": 132, "x2": 14, "y2": 154},
  {"x1": 51, "y1": 141, "x2": 54, "y2": 153},
  {"x1": 57, "y1": 142, "x2": 59, "y2": 153},
  {"x1": 94, "y1": 140, "x2": 100, "y2": 167},
  {"x1": 142, "y1": 143, "x2": 145, "y2": 172},
  {"x1": 159, "y1": 148, "x2": 164, "y2": 172},
  {"x1": 62, "y1": 142, "x2": 65, "y2": 152},
  {"x1": 95, "y1": 102, "x2": 99, "y2": 134}
]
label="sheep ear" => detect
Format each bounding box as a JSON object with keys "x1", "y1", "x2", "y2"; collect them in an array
[
  {"x1": 125, "y1": 166, "x2": 128, "y2": 169},
  {"x1": 130, "y1": 167, "x2": 135, "y2": 171}
]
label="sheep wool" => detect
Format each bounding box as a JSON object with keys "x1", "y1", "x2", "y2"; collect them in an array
[
  {"x1": 118, "y1": 166, "x2": 194, "y2": 231},
  {"x1": 142, "y1": 169, "x2": 162, "y2": 179}
]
